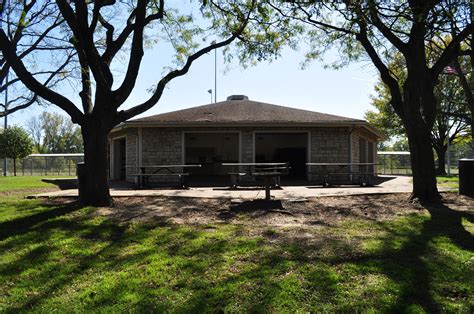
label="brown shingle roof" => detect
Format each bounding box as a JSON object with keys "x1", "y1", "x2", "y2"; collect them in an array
[{"x1": 128, "y1": 98, "x2": 364, "y2": 125}]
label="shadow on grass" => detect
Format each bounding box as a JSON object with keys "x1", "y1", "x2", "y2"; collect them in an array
[
  {"x1": 0, "y1": 201, "x2": 84, "y2": 241},
  {"x1": 384, "y1": 201, "x2": 474, "y2": 311},
  {"x1": 0, "y1": 197, "x2": 473, "y2": 312}
]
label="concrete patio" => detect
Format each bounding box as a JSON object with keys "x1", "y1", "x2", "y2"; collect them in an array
[{"x1": 29, "y1": 175, "x2": 453, "y2": 200}]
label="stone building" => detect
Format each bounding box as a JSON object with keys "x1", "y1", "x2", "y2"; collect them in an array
[{"x1": 109, "y1": 95, "x2": 383, "y2": 183}]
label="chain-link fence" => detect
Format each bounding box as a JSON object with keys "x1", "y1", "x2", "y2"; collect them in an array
[
  {"x1": 377, "y1": 152, "x2": 412, "y2": 175},
  {"x1": 378, "y1": 141, "x2": 474, "y2": 175},
  {"x1": 0, "y1": 154, "x2": 84, "y2": 176}
]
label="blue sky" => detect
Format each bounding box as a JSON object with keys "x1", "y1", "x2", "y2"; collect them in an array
[{"x1": 8, "y1": 43, "x2": 379, "y2": 127}]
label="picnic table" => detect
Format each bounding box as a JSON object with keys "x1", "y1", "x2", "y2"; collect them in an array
[
  {"x1": 222, "y1": 162, "x2": 290, "y2": 200},
  {"x1": 126, "y1": 164, "x2": 201, "y2": 188},
  {"x1": 306, "y1": 162, "x2": 377, "y2": 187}
]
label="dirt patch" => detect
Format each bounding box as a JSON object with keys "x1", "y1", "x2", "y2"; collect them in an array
[
  {"x1": 0, "y1": 187, "x2": 59, "y2": 197},
  {"x1": 89, "y1": 192, "x2": 474, "y2": 228}
]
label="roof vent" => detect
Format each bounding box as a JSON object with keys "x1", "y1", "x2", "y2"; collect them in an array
[{"x1": 226, "y1": 95, "x2": 249, "y2": 101}]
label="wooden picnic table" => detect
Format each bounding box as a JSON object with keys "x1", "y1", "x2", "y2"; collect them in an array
[
  {"x1": 222, "y1": 162, "x2": 290, "y2": 200},
  {"x1": 126, "y1": 164, "x2": 201, "y2": 188},
  {"x1": 306, "y1": 162, "x2": 377, "y2": 187}
]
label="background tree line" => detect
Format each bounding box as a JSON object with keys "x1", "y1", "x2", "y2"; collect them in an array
[{"x1": 27, "y1": 112, "x2": 83, "y2": 154}]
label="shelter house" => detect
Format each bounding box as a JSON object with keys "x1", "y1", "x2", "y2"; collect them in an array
[{"x1": 109, "y1": 95, "x2": 383, "y2": 184}]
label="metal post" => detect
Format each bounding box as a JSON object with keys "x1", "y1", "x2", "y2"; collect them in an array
[
  {"x1": 214, "y1": 45, "x2": 217, "y2": 103},
  {"x1": 383, "y1": 155, "x2": 386, "y2": 174}
]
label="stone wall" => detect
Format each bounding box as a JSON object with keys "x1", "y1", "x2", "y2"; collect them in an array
[
  {"x1": 308, "y1": 127, "x2": 350, "y2": 181},
  {"x1": 310, "y1": 127, "x2": 349, "y2": 162}
]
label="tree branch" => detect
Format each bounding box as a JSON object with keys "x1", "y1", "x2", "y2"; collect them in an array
[
  {"x1": 0, "y1": 30, "x2": 84, "y2": 124},
  {"x1": 116, "y1": 1, "x2": 254, "y2": 122},
  {"x1": 431, "y1": 23, "x2": 474, "y2": 77}
]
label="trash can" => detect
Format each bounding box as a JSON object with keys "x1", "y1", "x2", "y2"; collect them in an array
[
  {"x1": 76, "y1": 162, "x2": 85, "y2": 201},
  {"x1": 459, "y1": 159, "x2": 474, "y2": 197}
]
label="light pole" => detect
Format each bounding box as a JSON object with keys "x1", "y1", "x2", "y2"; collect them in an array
[{"x1": 207, "y1": 89, "x2": 213, "y2": 103}]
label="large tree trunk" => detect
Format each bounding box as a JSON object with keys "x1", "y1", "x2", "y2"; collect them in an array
[
  {"x1": 79, "y1": 121, "x2": 111, "y2": 206},
  {"x1": 434, "y1": 146, "x2": 447, "y2": 176},
  {"x1": 404, "y1": 117, "x2": 441, "y2": 201}
]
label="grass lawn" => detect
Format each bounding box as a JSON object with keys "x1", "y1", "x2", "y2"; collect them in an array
[
  {"x1": 0, "y1": 179, "x2": 473, "y2": 312},
  {"x1": 0, "y1": 176, "x2": 63, "y2": 193},
  {"x1": 437, "y1": 175, "x2": 459, "y2": 190}
]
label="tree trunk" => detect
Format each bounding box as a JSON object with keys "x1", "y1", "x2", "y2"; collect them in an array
[
  {"x1": 80, "y1": 122, "x2": 111, "y2": 206},
  {"x1": 404, "y1": 119, "x2": 441, "y2": 201},
  {"x1": 434, "y1": 147, "x2": 447, "y2": 176},
  {"x1": 13, "y1": 158, "x2": 16, "y2": 176}
]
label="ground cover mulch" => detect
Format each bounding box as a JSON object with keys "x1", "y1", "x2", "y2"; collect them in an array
[{"x1": 89, "y1": 192, "x2": 473, "y2": 228}]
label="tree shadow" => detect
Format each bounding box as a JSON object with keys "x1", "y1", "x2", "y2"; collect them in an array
[
  {"x1": 382, "y1": 200, "x2": 474, "y2": 311},
  {"x1": 217, "y1": 200, "x2": 287, "y2": 221},
  {"x1": 0, "y1": 201, "x2": 84, "y2": 241}
]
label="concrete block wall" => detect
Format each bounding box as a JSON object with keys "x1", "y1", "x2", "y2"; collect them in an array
[
  {"x1": 141, "y1": 128, "x2": 182, "y2": 183},
  {"x1": 126, "y1": 132, "x2": 138, "y2": 180},
  {"x1": 309, "y1": 127, "x2": 350, "y2": 181},
  {"x1": 142, "y1": 128, "x2": 182, "y2": 165},
  {"x1": 241, "y1": 129, "x2": 253, "y2": 163}
]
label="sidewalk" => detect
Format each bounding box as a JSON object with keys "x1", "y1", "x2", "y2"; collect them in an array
[{"x1": 28, "y1": 175, "x2": 440, "y2": 200}]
